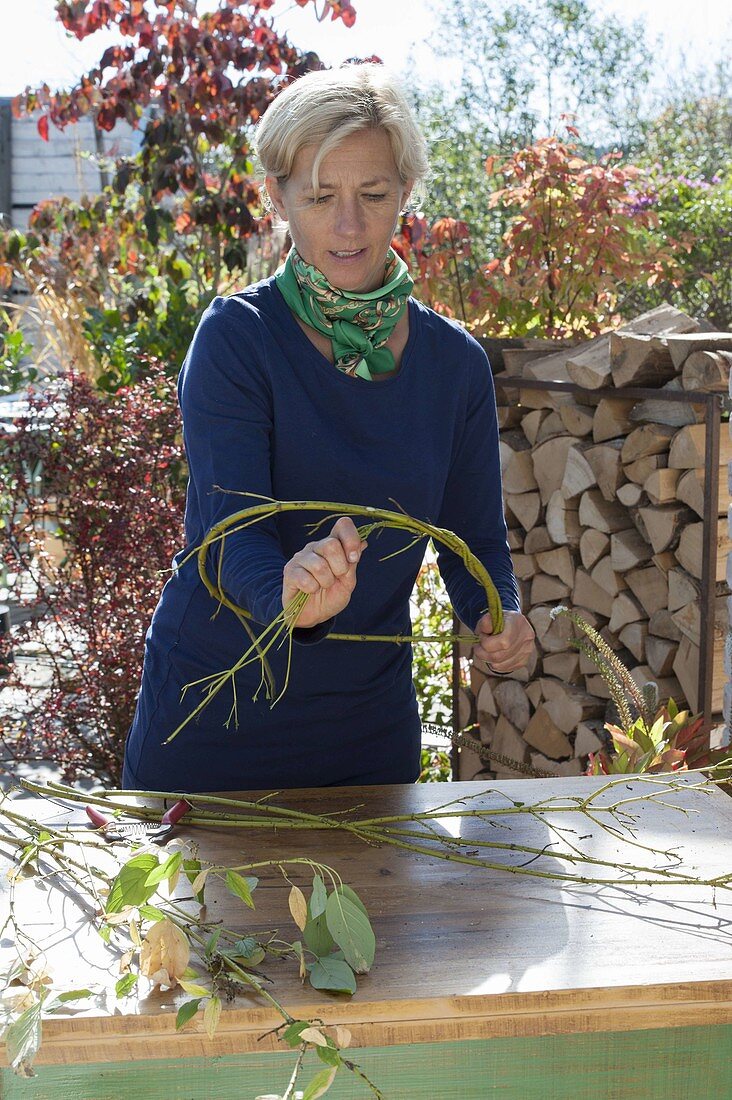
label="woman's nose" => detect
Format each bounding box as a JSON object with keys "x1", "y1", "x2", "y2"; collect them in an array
[{"x1": 333, "y1": 198, "x2": 366, "y2": 238}]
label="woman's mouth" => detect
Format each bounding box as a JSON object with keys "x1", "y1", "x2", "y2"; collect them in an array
[{"x1": 329, "y1": 248, "x2": 366, "y2": 261}]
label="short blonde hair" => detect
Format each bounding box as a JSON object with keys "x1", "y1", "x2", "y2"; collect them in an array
[{"x1": 253, "y1": 64, "x2": 429, "y2": 208}]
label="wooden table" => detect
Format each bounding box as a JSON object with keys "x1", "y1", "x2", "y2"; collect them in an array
[{"x1": 2, "y1": 774, "x2": 732, "y2": 1098}]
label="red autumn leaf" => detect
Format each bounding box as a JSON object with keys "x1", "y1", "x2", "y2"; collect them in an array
[{"x1": 38, "y1": 115, "x2": 49, "y2": 141}]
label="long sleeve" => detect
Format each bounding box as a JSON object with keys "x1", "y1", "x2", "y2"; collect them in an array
[
  {"x1": 178, "y1": 296, "x2": 332, "y2": 642},
  {"x1": 435, "y1": 339, "x2": 520, "y2": 632}
]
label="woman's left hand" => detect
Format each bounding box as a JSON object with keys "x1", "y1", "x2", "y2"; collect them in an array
[{"x1": 472, "y1": 609, "x2": 535, "y2": 674}]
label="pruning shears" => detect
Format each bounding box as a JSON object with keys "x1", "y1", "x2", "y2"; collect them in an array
[{"x1": 85, "y1": 798, "x2": 192, "y2": 844}]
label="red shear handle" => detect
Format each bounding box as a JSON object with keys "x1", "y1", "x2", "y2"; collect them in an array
[
  {"x1": 85, "y1": 805, "x2": 111, "y2": 827},
  {"x1": 161, "y1": 799, "x2": 192, "y2": 826}
]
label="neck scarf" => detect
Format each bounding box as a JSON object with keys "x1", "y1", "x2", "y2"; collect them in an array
[{"x1": 274, "y1": 246, "x2": 413, "y2": 381}]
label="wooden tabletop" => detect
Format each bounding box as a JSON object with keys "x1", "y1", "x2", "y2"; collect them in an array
[{"x1": 3, "y1": 773, "x2": 732, "y2": 1064}]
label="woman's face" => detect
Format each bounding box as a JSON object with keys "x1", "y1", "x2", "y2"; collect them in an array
[{"x1": 266, "y1": 128, "x2": 412, "y2": 294}]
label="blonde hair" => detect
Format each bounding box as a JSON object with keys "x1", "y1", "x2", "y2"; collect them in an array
[{"x1": 252, "y1": 64, "x2": 429, "y2": 209}]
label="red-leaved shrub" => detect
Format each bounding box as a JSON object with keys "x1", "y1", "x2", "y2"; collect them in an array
[{"x1": 1, "y1": 365, "x2": 186, "y2": 784}]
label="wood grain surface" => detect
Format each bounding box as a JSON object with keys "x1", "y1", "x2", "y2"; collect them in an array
[{"x1": 3, "y1": 774, "x2": 732, "y2": 1066}]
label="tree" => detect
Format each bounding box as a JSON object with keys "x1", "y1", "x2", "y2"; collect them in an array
[
  {"x1": 405, "y1": 0, "x2": 654, "y2": 269},
  {"x1": 427, "y1": 0, "x2": 652, "y2": 149},
  {"x1": 6, "y1": 1, "x2": 357, "y2": 389},
  {"x1": 625, "y1": 57, "x2": 732, "y2": 181}
]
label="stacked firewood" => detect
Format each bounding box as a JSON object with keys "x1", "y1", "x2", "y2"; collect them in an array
[{"x1": 456, "y1": 305, "x2": 732, "y2": 781}]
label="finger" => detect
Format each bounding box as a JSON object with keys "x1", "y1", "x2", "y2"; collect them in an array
[
  {"x1": 312, "y1": 535, "x2": 350, "y2": 578},
  {"x1": 475, "y1": 612, "x2": 494, "y2": 636},
  {"x1": 475, "y1": 649, "x2": 527, "y2": 672},
  {"x1": 474, "y1": 632, "x2": 533, "y2": 664},
  {"x1": 330, "y1": 516, "x2": 367, "y2": 563},
  {"x1": 285, "y1": 547, "x2": 339, "y2": 592},
  {"x1": 475, "y1": 640, "x2": 534, "y2": 671},
  {"x1": 284, "y1": 563, "x2": 324, "y2": 595}
]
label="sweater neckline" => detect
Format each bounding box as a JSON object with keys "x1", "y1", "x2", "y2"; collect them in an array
[{"x1": 271, "y1": 279, "x2": 419, "y2": 388}]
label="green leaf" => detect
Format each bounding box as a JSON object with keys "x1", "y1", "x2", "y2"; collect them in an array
[
  {"x1": 225, "y1": 870, "x2": 258, "y2": 909},
  {"x1": 183, "y1": 859, "x2": 205, "y2": 903},
  {"x1": 283, "y1": 1019, "x2": 311, "y2": 1048},
  {"x1": 301, "y1": 1064, "x2": 338, "y2": 1099},
  {"x1": 335, "y1": 883, "x2": 369, "y2": 919},
  {"x1": 176, "y1": 998, "x2": 202, "y2": 1030},
  {"x1": 225, "y1": 936, "x2": 258, "y2": 959},
  {"x1": 221, "y1": 938, "x2": 265, "y2": 967},
  {"x1": 45, "y1": 989, "x2": 92, "y2": 1011},
  {"x1": 144, "y1": 851, "x2": 182, "y2": 888},
  {"x1": 5, "y1": 999, "x2": 42, "y2": 1077},
  {"x1": 316, "y1": 1043, "x2": 342, "y2": 1067},
  {"x1": 178, "y1": 979, "x2": 210, "y2": 998},
  {"x1": 138, "y1": 904, "x2": 166, "y2": 922},
  {"x1": 98, "y1": 924, "x2": 112, "y2": 944},
  {"x1": 303, "y1": 911, "x2": 336, "y2": 957},
  {"x1": 310, "y1": 874, "x2": 327, "y2": 918},
  {"x1": 205, "y1": 929, "x2": 222, "y2": 957},
  {"x1": 325, "y1": 892, "x2": 375, "y2": 974},
  {"x1": 306, "y1": 957, "x2": 357, "y2": 996},
  {"x1": 115, "y1": 974, "x2": 138, "y2": 997},
  {"x1": 106, "y1": 853, "x2": 160, "y2": 913}
]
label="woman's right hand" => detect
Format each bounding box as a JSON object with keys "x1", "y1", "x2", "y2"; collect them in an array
[{"x1": 282, "y1": 517, "x2": 367, "y2": 628}]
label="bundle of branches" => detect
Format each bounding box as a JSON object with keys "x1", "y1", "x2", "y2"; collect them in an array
[{"x1": 166, "y1": 493, "x2": 503, "y2": 742}]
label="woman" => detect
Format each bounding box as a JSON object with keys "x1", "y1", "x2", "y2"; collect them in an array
[{"x1": 121, "y1": 63, "x2": 535, "y2": 793}]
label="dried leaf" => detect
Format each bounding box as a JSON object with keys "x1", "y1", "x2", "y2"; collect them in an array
[
  {"x1": 190, "y1": 868, "x2": 209, "y2": 897},
  {"x1": 139, "y1": 919, "x2": 190, "y2": 988},
  {"x1": 288, "y1": 885, "x2": 308, "y2": 931},
  {"x1": 299, "y1": 1026, "x2": 329, "y2": 1047},
  {"x1": 118, "y1": 950, "x2": 134, "y2": 975},
  {"x1": 334, "y1": 1025, "x2": 352, "y2": 1049},
  {"x1": 203, "y1": 994, "x2": 221, "y2": 1039}
]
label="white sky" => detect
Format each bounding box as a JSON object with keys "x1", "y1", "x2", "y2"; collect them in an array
[{"x1": 0, "y1": 0, "x2": 728, "y2": 97}]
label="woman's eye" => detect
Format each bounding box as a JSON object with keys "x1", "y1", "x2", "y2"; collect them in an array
[
  {"x1": 364, "y1": 193, "x2": 387, "y2": 201},
  {"x1": 313, "y1": 195, "x2": 332, "y2": 205}
]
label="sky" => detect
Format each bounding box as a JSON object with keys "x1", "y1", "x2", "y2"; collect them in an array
[{"x1": 0, "y1": 0, "x2": 729, "y2": 99}]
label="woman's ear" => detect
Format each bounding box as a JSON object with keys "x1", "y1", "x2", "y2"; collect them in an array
[{"x1": 265, "y1": 175, "x2": 288, "y2": 222}]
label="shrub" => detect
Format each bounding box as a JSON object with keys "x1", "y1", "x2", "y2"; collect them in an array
[
  {"x1": 616, "y1": 169, "x2": 732, "y2": 330},
  {"x1": 476, "y1": 123, "x2": 686, "y2": 338},
  {"x1": 0, "y1": 366, "x2": 186, "y2": 784}
]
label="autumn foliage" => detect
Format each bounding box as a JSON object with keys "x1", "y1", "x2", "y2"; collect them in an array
[
  {"x1": 6, "y1": 1, "x2": 364, "y2": 389},
  {"x1": 477, "y1": 123, "x2": 689, "y2": 338},
  {"x1": 0, "y1": 367, "x2": 186, "y2": 783},
  {"x1": 13, "y1": 2, "x2": 355, "y2": 268},
  {"x1": 392, "y1": 214, "x2": 474, "y2": 321}
]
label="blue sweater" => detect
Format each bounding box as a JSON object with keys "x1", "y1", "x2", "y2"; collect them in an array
[{"x1": 122, "y1": 277, "x2": 519, "y2": 793}]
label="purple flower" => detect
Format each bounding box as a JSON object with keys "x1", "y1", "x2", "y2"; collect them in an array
[{"x1": 628, "y1": 194, "x2": 657, "y2": 216}]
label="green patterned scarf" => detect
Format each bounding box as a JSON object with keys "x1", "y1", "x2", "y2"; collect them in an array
[{"x1": 274, "y1": 246, "x2": 413, "y2": 381}]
